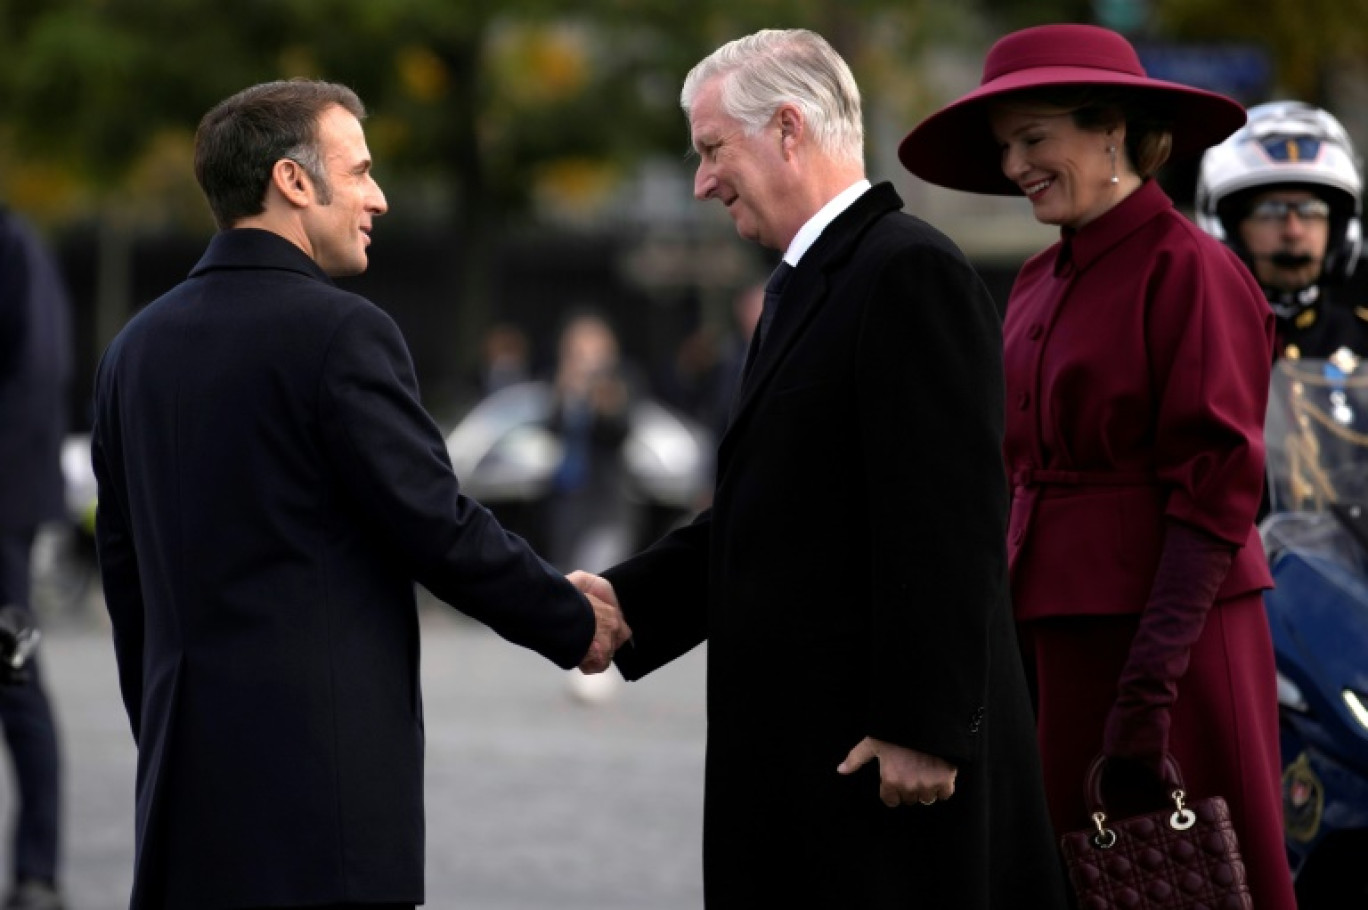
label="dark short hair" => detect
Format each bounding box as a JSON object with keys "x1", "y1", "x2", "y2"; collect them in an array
[{"x1": 193, "y1": 79, "x2": 365, "y2": 230}]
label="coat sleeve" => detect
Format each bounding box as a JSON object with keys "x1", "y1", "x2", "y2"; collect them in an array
[
  {"x1": 1103, "y1": 519, "x2": 1233, "y2": 769},
  {"x1": 91, "y1": 355, "x2": 146, "y2": 742},
  {"x1": 855, "y1": 234, "x2": 1008, "y2": 766},
  {"x1": 318, "y1": 303, "x2": 595, "y2": 669},
  {"x1": 1147, "y1": 236, "x2": 1274, "y2": 544},
  {"x1": 600, "y1": 508, "x2": 712, "y2": 680}
]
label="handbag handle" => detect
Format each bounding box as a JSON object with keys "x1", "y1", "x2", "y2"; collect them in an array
[{"x1": 1083, "y1": 753, "x2": 1197, "y2": 849}]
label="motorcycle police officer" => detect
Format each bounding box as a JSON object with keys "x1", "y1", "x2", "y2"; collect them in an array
[{"x1": 1197, "y1": 101, "x2": 1368, "y2": 360}]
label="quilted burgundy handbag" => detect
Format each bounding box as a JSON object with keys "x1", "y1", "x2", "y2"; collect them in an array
[{"x1": 1058, "y1": 754, "x2": 1253, "y2": 910}]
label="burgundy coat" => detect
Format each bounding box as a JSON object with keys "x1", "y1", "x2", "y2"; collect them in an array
[
  {"x1": 1003, "y1": 180, "x2": 1297, "y2": 910},
  {"x1": 1005, "y1": 179, "x2": 1273, "y2": 614}
]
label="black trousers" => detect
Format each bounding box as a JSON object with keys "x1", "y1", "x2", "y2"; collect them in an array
[{"x1": 0, "y1": 529, "x2": 62, "y2": 885}]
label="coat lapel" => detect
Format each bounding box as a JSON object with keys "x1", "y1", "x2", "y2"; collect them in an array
[{"x1": 719, "y1": 184, "x2": 904, "y2": 463}]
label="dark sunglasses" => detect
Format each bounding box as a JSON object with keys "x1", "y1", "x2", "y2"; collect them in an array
[{"x1": 1248, "y1": 198, "x2": 1332, "y2": 223}]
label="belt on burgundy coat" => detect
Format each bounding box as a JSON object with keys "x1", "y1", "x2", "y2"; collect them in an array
[{"x1": 1007, "y1": 467, "x2": 1157, "y2": 572}]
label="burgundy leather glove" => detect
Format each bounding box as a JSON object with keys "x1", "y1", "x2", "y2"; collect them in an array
[{"x1": 1102, "y1": 521, "x2": 1235, "y2": 775}]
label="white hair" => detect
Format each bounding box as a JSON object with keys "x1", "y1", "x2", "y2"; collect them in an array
[{"x1": 681, "y1": 29, "x2": 864, "y2": 168}]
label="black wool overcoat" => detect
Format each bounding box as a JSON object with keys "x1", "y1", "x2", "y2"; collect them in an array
[{"x1": 607, "y1": 184, "x2": 1069, "y2": 909}]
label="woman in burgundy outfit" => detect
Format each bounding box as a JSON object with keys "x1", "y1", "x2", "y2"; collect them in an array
[{"x1": 900, "y1": 23, "x2": 1297, "y2": 909}]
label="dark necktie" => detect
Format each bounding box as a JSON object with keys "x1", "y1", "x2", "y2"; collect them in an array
[
  {"x1": 756, "y1": 260, "x2": 794, "y2": 349},
  {"x1": 730, "y1": 261, "x2": 795, "y2": 423},
  {"x1": 738, "y1": 261, "x2": 794, "y2": 387}
]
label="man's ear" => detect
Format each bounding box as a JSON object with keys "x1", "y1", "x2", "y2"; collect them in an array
[
  {"x1": 272, "y1": 158, "x2": 312, "y2": 208},
  {"x1": 777, "y1": 104, "x2": 803, "y2": 157}
]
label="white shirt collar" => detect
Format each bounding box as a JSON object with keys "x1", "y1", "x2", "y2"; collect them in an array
[{"x1": 782, "y1": 179, "x2": 872, "y2": 267}]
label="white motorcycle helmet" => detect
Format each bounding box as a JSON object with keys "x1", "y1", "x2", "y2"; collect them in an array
[{"x1": 1196, "y1": 100, "x2": 1363, "y2": 284}]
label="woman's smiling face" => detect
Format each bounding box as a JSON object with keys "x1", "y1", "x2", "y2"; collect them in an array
[{"x1": 990, "y1": 102, "x2": 1127, "y2": 231}]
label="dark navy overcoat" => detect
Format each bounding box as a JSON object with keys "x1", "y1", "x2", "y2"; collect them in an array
[{"x1": 92, "y1": 229, "x2": 594, "y2": 909}]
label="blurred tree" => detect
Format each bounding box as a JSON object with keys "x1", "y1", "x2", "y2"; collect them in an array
[
  {"x1": 1157, "y1": 0, "x2": 1368, "y2": 100},
  {"x1": 0, "y1": 0, "x2": 985, "y2": 363},
  {"x1": 979, "y1": 0, "x2": 1368, "y2": 101},
  {"x1": 7, "y1": 0, "x2": 1366, "y2": 375},
  {"x1": 0, "y1": 0, "x2": 298, "y2": 349},
  {"x1": 2, "y1": 0, "x2": 1365, "y2": 225}
]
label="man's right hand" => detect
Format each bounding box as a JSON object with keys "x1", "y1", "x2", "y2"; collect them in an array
[
  {"x1": 838, "y1": 737, "x2": 958, "y2": 808},
  {"x1": 572, "y1": 574, "x2": 631, "y2": 673}
]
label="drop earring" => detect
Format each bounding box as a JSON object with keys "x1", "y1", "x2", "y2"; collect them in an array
[{"x1": 1108, "y1": 146, "x2": 1119, "y2": 185}]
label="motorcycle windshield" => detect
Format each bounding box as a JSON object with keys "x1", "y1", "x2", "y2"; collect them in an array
[{"x1": 1266, "y1": 354, "x2": 1368, "y2": 514}]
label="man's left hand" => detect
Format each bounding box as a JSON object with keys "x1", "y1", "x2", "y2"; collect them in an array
[{"x1": 837, "y1": 736, "x2": 957, "y2": 808}]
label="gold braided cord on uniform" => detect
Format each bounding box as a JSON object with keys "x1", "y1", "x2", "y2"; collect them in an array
[
  {"x1": 1285, "y1": 428, "x2": 1335, "y2": 508},
  {"x1": 1278, "y1": 358, "x2": 1368, "y2": 506},
  {"x1": 1294, "y1": 395, "x2": 1368, "y2": 447},
  {"x1": 1274, "y1": 354, "x2": 1368, "y2": 389}
]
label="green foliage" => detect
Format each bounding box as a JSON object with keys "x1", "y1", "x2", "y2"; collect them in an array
[
  {"x1": 1156, "y1": 0, "x2": 1368, "y2": 99},
  {"x1": 4, "y1": 0, "x2": 1367, "y2": 228},
  {"x1": 0, "y1": 0, "x2": 961, "y2": 227}
]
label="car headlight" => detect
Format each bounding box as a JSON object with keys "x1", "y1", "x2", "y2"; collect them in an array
[
  {"x1": 1277, "y1": 671, "x2": 1308, "y2": 712},
  {"x1": 1344, "y1": 689, "x2": 1368, "y2": 732}
]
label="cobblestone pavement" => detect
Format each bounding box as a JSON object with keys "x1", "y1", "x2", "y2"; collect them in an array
[{"x1": 0, "y1": 605, "x2": 707, "y2": 910}]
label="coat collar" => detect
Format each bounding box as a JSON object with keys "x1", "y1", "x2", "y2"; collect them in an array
[
  {"x1": 719, "y1": 181, "x2": 903, "y2": 463},
  {"x1": 190, "y1": 228, "x2": 334, "y2": 285},
  {"x1": 1056, "y1": 179, "x2": 1172, "y2": 275}
]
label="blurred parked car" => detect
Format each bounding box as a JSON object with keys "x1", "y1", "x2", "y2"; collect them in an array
[
  {"x1": 445, "y1": 380, "x2": 713, "y2": 572},
  {"x1": 31, "y1": 433, "x2": 99, "y2": 618}
]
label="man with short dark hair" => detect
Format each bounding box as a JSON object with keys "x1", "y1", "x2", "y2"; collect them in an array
[{"x1": 92, "y1": 79, "x2": 628, "y2": 910}]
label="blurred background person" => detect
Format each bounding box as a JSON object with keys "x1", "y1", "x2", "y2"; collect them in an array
[
  {"x1": 443, "y1": 309, "x2": 713, "y2": 587},
  {"x1": 476, "y1": 322, "x2": 531, "y2": 399},
  {"x1": 656, "y1": 322, "x2": 721, "y2": 437},
  {"x1": 901, "y1": 22, "x2": 1297, "y2": 910},
  {"x1": 1197, "y1": 100, "x2": 1368, "y2": 361},
  {"x1": 444, "y1": 321, "x2": 534, "y2": 427},
  {"x1": 0, "y1": 203, "x2": 69, "y2": 910},
  {"x1": 655, "y1": 280, "x2": 763, "y2": 489},
  {"x1": 544, "y1": 312, "x2": 637, "y2": 704},
  {"x1": 544, "y1": 312, "x2": 636, "y2": 574}
]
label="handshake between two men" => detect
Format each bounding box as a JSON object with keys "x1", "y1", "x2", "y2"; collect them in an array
[
  {"x1": 573, "y1": 571, "x2": 633, "y2": 675},
  {"x1": 563, "y1": 569, "x2": 961, "y2": 810}
]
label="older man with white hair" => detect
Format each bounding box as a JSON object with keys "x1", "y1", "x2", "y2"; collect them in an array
[{"x1": 571, "y1": 28, "x2": 1066, "y2": 909}]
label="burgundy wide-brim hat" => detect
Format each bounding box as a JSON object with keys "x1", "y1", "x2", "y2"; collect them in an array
[{"x1": 898, "y1": 23, "x2": 1248, "y2": 196}]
